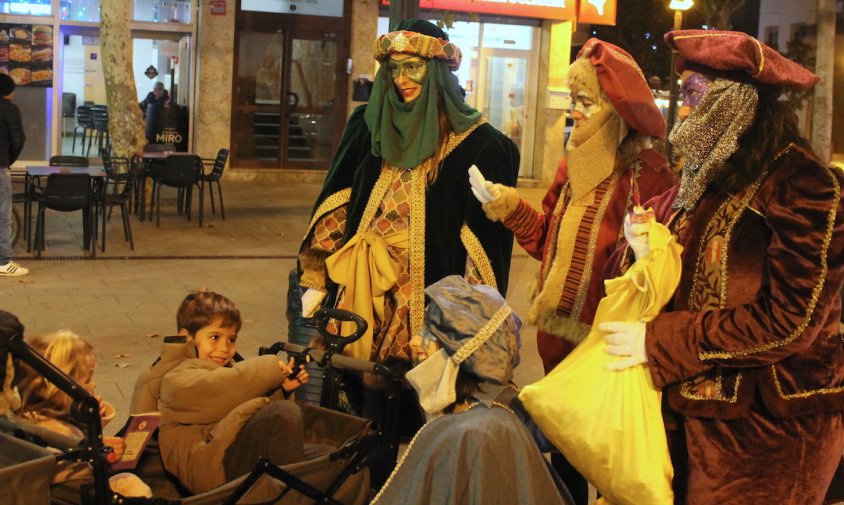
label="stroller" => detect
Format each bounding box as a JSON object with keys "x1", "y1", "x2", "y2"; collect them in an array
[{"x1": 0, "y1": 308, "x2": 391, "y2": 505}]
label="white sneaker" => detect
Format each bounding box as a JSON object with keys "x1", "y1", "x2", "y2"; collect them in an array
[{"x1": 0, "y1": 261, "x2": 28, "y2": 277}]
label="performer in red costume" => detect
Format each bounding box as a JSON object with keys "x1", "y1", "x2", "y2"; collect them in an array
[
  {"x1": 471, "y1": 38, "x2": 674, "y2": 504},
  {"x1": 602, "y1": 30, "x2": 844, "y2": 505}
]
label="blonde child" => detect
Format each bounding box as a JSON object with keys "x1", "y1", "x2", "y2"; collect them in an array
[{"x1": 15, "y1": 328, "x2": 151, "y2": 497}]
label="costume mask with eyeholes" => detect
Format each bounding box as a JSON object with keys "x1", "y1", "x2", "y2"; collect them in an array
[{"x1": 388, "y1": 56, "x2": 429, "y2": 84}]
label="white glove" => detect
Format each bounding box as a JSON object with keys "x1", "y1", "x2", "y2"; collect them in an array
[
  {"x1": 599, "y1": 321, "x2": 647, "y2": 371},
  {"x1": 624, "y1": 206, "x2": 654, "y2": 260},
  {"x1": 468, "y1": 164, "x2": 500, "y2": 204},
  {"x1": 301, "y1": 288, "x2": 327, "y2": 318}
]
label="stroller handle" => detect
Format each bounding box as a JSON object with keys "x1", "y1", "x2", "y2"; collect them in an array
[
  {"x1": 313, "y1": 307, "x2": 368, "y2": 351},
  {"x1": 259, "y1": 341, "x2": 393, "y2": 377}
]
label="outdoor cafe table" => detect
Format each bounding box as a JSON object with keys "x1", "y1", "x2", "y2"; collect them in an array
[{"x1": 24, "y1": 165, "x2": 107, "y2": 255}]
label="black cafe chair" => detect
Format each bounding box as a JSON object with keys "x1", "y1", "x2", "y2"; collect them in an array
[
  {"x1": 148, "y1": 154, "x2": 204, "y2": 227},
  {"x1": 22, "y1": 156, "x2": 93, "y2": 250},
  {"x1": 136, "y1": 143, "x2": 178, "y2": 219},
  {"x1": 89, "y1": 105, "x2": 109, "y2": 156},
  {"x1": 200, "y1": 148, "x2": 229, "y2": 220},
  {"x1": 72, "y1": 105, "x2": 94, "y2": 155},
  {"x1": 33, "y1": 173, "x2": 95, "y2": 258},
  {"x1": 100, "y1": 149, "x2": 136, "y2": 252}
]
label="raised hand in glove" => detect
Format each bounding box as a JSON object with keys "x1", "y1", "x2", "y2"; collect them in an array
[
  {"x1": 624, "y1": 205, "x2": 655, "y2": 261},
  {"x1": 301, "y1": 288, "x2": 327, "y2": 318},
  {"x1": 468, "y1": 164, "x2": 520, "y2": 222},
  {"x1": 599, "y1": 321, "x2": 647, "y2": 371}
]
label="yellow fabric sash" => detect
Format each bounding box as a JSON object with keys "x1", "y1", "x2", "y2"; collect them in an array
[{"x1": 325, "y1": 228, "x2": 410, "y2": 360}]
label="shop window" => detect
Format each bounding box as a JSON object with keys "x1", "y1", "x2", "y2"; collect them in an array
[
  {"x1": 242, "y1": 0, "x2": 342, "y2": 17},
  {"x1": 0, "y1": 0, "x2": 51, "y2": 16},
  {"x1": 59, "y1": 0, "x2": 100, "y2": 22},
  {"x1": 134, "y1": 0, "x2": 191, "y2": 23}
]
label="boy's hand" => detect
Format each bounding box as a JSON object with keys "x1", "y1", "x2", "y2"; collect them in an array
[
  {"x1": 278, "y1": 357, "x2": 296, "y2": 377},
  {"x1": 283, "y1": 365, "x2": 309, "y2": 392}
]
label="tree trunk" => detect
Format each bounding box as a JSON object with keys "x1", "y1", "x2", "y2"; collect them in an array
[
  {"x1": 100, "y1": 2, "x2": 147, "y2": 160},
  {"x1": 700, "y1": 0, "x2": 746, "y2": 30},
  {"x1": 811, "y1": 0, "x2": 835, "y2": 164}
]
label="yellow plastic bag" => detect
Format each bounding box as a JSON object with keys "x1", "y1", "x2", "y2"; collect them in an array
[{"x1": 520, "y1": 222, "x2": 682, "y2": 505}]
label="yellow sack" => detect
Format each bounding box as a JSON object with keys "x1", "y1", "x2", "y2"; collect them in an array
[{"x1": 520, "y1": 222, "x2": 682, "y2": 505}]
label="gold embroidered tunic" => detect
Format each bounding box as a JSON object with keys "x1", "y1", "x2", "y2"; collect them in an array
[{"x1": 302, "y1": 107, "x2": 519, "y2": 363}]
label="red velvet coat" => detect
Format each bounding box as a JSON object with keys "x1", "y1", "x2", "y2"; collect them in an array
[
  {"x1": 642, "y1": 147, "x2": 844, "y2": 420},
  {"x1": 619, "y1": 146, "x2": 844, "y2": 505}
]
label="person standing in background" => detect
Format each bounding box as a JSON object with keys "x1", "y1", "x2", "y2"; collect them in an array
[
  {"x1": 139, "y1": 81, "x2": 170, "y2": 114},
  {"x1": 0, "y1": 73, "x2": 27, "y2": 277}
]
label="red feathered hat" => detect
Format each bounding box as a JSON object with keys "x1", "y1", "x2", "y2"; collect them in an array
[
  {"x1": 665, "y1": 29, "x2": 819, "y2": 89},
  {"x1": 576, "y1": 38, "x2": 667, "y2": 140}
]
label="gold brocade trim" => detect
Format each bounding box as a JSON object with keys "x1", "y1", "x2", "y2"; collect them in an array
[
  {"x1": 491, "y1": 400, "x2": 516, "y2": 416},
  {"x1": 672, "y1": 33, "x2": 766, "y2": 78},
  {"x1": 540, "y1": 181, "x2": 571, "y2": 283},
  {"x1": 718, "y1": 178, "x2": 768, "y2": 307},
  {"x1": 369, "y1": 379, "x2": 516, "y2": 505},
  {"x1": 409, "y1": 164, "x2": 428, "y2": 338},
  {"x1": 439, "y1": 118, "x2": 486, "y2": 160},
  {"x1": 355, "y1": 165, "x2": 393, "y2": 236},
  {"x1": 687, "y1": 169, "x2": 768, "y2": 313},
  {"x1": 452, "y1": 304, "x2": 512, "y2": 364},
  {"x1": 698, "y1": 165, "x2": 840, "y2": 360},
  {"x1": 369, "y1": 414, "x2": 438, "y2": 505},
  {"x1": 460, "y1": 225, "x2": 497, "y2": 289},
  {"x1": 304, "y1": 188, "x2": 351, "y2": 242},
  {"x1": 752, "y1": 37, "x2": 765, "y2": 77},
  {"x1": 771, "y1": 365, "x2": 844, "y2": 400},
  {"x1": 356, "y1": 120, "x2": 485, "y2": 341},
  {"x1": 679, "y1": 370, "x2": 742, "y2": 403},
  {"x1": 570, "y1": 170, "x2": 621, "y2": 320}
]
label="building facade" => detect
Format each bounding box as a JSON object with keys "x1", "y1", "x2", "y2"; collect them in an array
[{"x1": 1, "y1": 0, "x2": 583, "y2": 185}]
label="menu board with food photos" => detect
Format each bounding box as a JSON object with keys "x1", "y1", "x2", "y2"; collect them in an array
[{"x1": 0, "y1": 24, "x2": 54, "y2": 87}]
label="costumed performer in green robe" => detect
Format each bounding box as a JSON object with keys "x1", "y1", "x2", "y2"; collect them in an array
[{"x1": 296, "y1": 20, "x2": 519, "y2": 400}]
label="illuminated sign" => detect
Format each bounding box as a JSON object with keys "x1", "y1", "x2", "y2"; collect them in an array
[
  {"x1": 578, "y1": 0, "x2": 617, "y2": 25},
  {"x1": 242, "y1": 0, "x2": 343, "y2": 17},
  {"x1": 380, "y1": 0, "x2": 575, "y2": 21}
]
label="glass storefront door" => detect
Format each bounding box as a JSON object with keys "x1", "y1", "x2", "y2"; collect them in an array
[
  {"x1": 232, "y1": 24, "x2": 346, "y2": 169},
  {"x1": 286, "y1": 35, "x2": 337, "y2": 165},
  {"x1": 475, "y1": 48, "x2": 535, "y2": 178}
]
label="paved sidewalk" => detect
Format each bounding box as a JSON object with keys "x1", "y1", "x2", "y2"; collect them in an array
[{"x1": 1, "y1": 178, "x2": 547, "y2": 434}]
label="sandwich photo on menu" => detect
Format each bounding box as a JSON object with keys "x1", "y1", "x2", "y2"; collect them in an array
[
  {"x1": 33, "y1": 25, "x2": 52, "y2": 46},
  {"x1": 32, "y1": 46, "x2": 51, "y2": 62}
]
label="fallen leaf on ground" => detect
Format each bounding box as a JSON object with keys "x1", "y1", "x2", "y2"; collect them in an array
[{"x1": 115, "y1": 363, "x2": 130, "y2": 368}]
